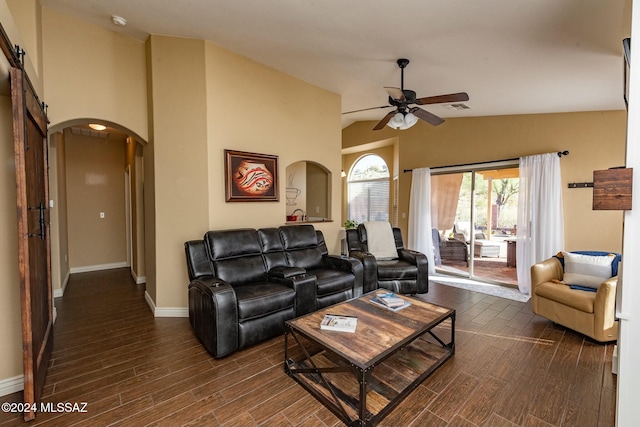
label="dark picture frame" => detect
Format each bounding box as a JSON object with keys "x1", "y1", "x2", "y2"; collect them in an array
[{"x1": 224, "y1": 149, "x2": 279, "y2": 202}]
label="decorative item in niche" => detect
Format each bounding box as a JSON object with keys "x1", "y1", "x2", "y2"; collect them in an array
[
  {"x1": 224, "y1": 149, "x2": 279, "y2": 202},
  {"x1": 285, "y1": 171, "x2": 301, "y2": 206}
]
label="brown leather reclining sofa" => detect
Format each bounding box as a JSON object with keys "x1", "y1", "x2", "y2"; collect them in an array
[{"x1": 185, "y1": 224, "x2": 363, "y2": 358}]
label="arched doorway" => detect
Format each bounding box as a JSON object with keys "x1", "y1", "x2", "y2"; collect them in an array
[{"x1": 48, "y1": 120, "x2": 147, "y2": 296}]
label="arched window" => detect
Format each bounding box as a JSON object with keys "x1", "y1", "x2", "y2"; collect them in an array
[{"x1": 347, "y1": 154, "x2": 390, "y2": 223}]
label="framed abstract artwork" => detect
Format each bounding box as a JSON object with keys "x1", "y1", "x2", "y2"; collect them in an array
[{"x1": 224, "y1": 149, "x2": 279, "y2": 202}]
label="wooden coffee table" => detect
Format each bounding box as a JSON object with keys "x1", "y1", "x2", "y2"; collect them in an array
[{"x1": 284, "y1": 292, "x2": 455, "y2": 427}]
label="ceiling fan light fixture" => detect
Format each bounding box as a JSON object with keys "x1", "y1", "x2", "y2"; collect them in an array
[
  {"x1": 386, "y1": 111, "x2": 419, "y2": 130},
  {"x1": 400, "y1": 112, "x2": 418, "y2": 129},
  {"x1": 387, "y1": 112, "x2": 405, "y2": 129}
]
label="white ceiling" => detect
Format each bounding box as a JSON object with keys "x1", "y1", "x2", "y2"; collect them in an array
[{"x1": 40, "y1": 0, "x2": 631, "y2": 129}]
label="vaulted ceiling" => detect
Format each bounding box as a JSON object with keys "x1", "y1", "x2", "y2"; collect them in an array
[{"x1": 40, "y1": 0, "x2": 631, "y2": 128}]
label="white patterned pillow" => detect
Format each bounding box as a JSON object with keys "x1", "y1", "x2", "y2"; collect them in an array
[{"x1": 561, "y1": 251, "x2": 616, "y2": 289}]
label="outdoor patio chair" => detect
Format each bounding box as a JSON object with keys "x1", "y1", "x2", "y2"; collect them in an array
[{"x1": 433, "y1": 229, "x2": 469, "y2": 266}]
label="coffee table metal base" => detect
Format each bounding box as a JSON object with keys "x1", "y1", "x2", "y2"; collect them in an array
[{"x1": 284, "y1": 310, "x2": 454, "y2": 427}]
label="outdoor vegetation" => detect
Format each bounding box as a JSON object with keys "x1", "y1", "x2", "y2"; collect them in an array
[{"x1": 456, "y1": 171, "x2": 519, "y2": 235}]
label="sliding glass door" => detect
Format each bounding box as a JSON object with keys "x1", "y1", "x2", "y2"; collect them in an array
[{"x1": 431, "y1": 165, "x2": 519, "y2": 286}]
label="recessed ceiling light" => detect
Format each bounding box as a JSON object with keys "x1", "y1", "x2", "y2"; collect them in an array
[
  {"x1": 89, "y1": 124, "x2": 106, "y2": 131},
  {"x1": 111, "y1": 15, "x2": 127, "y2": 27}
]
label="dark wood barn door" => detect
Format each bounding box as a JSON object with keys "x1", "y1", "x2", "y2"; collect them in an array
[{"x1": 11, "y1": 67, "x2": 52, "y2": 422}]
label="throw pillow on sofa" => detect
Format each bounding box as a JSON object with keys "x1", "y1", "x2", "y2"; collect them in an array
[{"x1": 561, "y1": 251, "x2": 616, "y2": 290}]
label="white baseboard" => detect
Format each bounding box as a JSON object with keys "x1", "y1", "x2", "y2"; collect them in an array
[
  {"x1": 0, "y1": 375, "x2": 23, "y2": 397},
  {"x1": 144, "y1": 290, "x2": 155, "y2": 313},
  {"x1": 69, "y1": 262, "x2": 128, "y2": 274},
  {"x1": 53, "y1": 270, "x2": 70, "y2": 298},
  {"x1": 130, "y1": 269, "x2": 146, "y2": 284},
  {"x1": 155, "y1": 307, "x2": 189, "y2": 317},
  {"x1": 144, "y1": 291, "x2": 188, "y2": 318}
]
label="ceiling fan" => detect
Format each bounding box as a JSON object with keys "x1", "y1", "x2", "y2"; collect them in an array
[{"x1": 343, "y1": 58, "x2": 469, "y2": 130}]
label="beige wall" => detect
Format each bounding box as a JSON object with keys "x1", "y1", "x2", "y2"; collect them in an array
[
  {"x1": 41, "y1": 7, "x2": 148, "y2": 141},
  {"x1": 146, "y1": 35, "x2": 209, "y2": 308},
  {"x1": 343, "y1": 110, "x2": 627, "y2": 252},
  {"x1": 65, "y1": 130, "x2": 127, "y2": 269},
  {"x1": 2, "y1": 0, "x2": 41, "y2": 95},
  {"x1": 204, "y1": 40, "x2": 342, "y2": 242},
  {"x1": 6, "y1": 0, "x2": 41, "y2": 81}
]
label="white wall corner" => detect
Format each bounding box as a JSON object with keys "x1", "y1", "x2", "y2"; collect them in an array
[
  {"x1": 53, "y1": 270, "x2": 70, "y2": 298},
  {"x1": 130, "y1": 269, "x2": 146, "y2": 284},
  {"x1": 144, "y1": 290, "x2": 156, "y2": 315},
  {"x1": 144, "y1": 291, "x2": 188, "y2": 318}
]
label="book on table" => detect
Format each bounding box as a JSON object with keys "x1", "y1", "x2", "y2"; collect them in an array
[
  {"x1": 370, "y1": 292, "x2": 411, "y2": 311},
  {"x1": 320, "y1": 314, "x2": 357, "y2": 333}
]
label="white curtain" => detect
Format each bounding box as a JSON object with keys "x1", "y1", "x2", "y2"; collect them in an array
[
  {"x1": 408, "y1": 168, "x2": 436, "y2": 274},
  {"x1": 430, "y1": 174, "x2": 464, "y2": 233},
  {"x1": 516, "y1": 153, "x2": 565, "y2": 294}
]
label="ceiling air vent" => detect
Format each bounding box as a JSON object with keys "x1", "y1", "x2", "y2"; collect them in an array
[{"x1": 444, "y1": 103, "x2": 471, "y2": 111}]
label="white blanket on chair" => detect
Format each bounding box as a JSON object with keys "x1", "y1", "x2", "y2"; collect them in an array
[{"x1": 364, "y1": 221, "x2": 397, "y2": 260}]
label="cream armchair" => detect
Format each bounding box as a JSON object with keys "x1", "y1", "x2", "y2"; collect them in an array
[{"x1": 531, "y1": 254, "x2": 618, "y2": 342}]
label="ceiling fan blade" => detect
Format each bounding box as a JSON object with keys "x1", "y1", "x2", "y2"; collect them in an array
[
  {"x1": 414, "y1": 92, "x2": 469, "y2": 105},
  {"x1": 410, "y1": 107, "x2": 445, "y2": 126},
  {"x1": 342, "y1": 105, "x2": 392, "y2": 115},
  {"x1": 373, "y1": 110, "x2": 396, "y2": 130},
  {"x1": 384, "y1": 87, "x2": 405, "y2": 102}
]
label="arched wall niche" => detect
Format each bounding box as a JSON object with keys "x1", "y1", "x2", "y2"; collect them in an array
[{"x1": 285, "y1": 160, "x2": 332, "y2": 223}]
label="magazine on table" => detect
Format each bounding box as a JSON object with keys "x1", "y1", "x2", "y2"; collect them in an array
[
  {"x1": 320, "y1": 314, "x2": 358, "y2": 332},
  {"x1": 370, "y1": 292, "x2": 411, "y2": 311}
]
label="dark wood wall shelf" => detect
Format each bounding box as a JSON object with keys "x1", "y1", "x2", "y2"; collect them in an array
[{"x1": 592, "y1": 168, "x2": 633, "y2": 210}]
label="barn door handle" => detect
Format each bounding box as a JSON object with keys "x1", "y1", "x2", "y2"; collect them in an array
[{"x1": 28, "y1": 202, "x2": 45, "y2": 240}]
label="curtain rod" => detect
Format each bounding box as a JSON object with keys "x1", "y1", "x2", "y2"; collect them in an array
[{"x1": 403, "y1": 150, "x2": 569, "y2": 173}]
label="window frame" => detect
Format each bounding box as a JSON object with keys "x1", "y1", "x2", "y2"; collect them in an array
[{"x1": 346, "y1": 154, "x2": 390, "y2": 223}]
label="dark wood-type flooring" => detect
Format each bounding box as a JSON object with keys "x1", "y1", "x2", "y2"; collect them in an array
[{"x1": 1, "y1": 268, "x2": 616, "y2": 427}]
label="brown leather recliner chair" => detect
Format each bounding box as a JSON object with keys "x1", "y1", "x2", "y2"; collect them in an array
[
  {"x1": 530, "y1": 251, "x2": 619, "y2": 342},
  {"x1": 346, "y1": 224, "x2": 428, "y2": 295}
]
